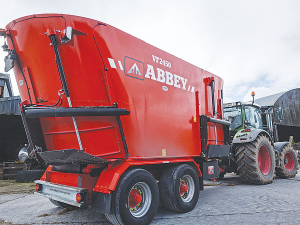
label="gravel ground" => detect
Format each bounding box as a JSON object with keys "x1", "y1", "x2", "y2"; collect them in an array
[{"x1": 1, "y1": 172, "x2": 300, "y2": 225}]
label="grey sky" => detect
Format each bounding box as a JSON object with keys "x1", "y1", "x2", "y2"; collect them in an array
[{"x1": 0, "y1": 0, "x2": 299, "y2": 102}]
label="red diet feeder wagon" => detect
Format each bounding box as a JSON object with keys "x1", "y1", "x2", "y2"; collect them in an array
[{"x1": 1, "y1": 14, "x2": 230, "y2": 225}]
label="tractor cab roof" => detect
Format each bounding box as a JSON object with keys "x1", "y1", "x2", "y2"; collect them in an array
[{"x1": 223, "y1": 101, "x2": 261, "y2": 109}]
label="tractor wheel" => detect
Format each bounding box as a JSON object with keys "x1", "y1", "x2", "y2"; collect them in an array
[
  {"x1": 49, "y1": 199, "x2": 73, "y2": 208},
  {"x1": 275, "y1": 145, "x2": 298, "y2": 178},
  {"x1": 159, "y1": 164, "x2": 199, "y2": 213},
  {"x1": 105, "y1": 169, "x2": 159, "y2": 225},
  {"x1": 218, "y1": 172, "x2": 226, "y2": 179},
  {"x1": 236, "y1": 135, "x2": 275, "y2": 184}
]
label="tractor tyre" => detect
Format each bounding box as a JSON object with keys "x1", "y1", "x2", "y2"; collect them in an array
[
  {"x1": 218, "y1": 172, "x2": 226, "y2": 180},
  {"x1": 16, "y1": 170, "x2": 45, "y2": 183},
  {"x1": 235, "y1": 135, "x2": 275, "y2": 184},
  {"x1": 105, "y1": 169, "x2": 159, "y2": 225},
  {"x1": 49, "y1": 199, "x2": 73, "y2": 208},
  {"x1": 275, "y1": 145, "x2": 298, "y2": 178},
  {"x1": 159, "y1": 164, "x2": 199, "y2": 213}
]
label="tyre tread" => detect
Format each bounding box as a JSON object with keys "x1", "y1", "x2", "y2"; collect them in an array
[
  {"x1": 159, "y1": 164, "x2": 199, "y2": 213},
  {"x1": 235, "y1": 135, "x2": 275, "y2": 184},
  {"x1": 275, "y1": 145, "x2": 298, "y2": 178},
  {"x1": 105, "y1": 169, "x2": 159, "y2": 225}
]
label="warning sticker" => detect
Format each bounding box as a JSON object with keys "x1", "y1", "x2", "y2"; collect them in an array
[{"x1": 208, "y1": 166, "x2": 214, "y2": 175}]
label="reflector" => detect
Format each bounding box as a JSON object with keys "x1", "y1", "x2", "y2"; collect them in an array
[
  {"x1": 76, "y1": 193, "x2": 82, "y2": 203},
  {"x1": 35, "y1": 184, "x2": 41, "y2": 191}
]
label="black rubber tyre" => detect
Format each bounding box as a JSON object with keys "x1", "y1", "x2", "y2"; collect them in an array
[
  {"x1": 218, "y1": 171, "x2": 226, "y2": 179},
  {"x1": 105, "y1": 169, "x2": 159, "y2": 225},
  {"x1": 276, "y1": 145, "x2": 298, "y2": 178},
  {"x1": 236, "y1": 135, "x2": 275, "y2": 184},
  {"x1": 159, "y1": 164, "x2": 199, "y2": 213},
  {"x1": 16, "y1": 170, "x2": 45, "y2": 183},
  {"x1": 49, "y1": 199, "x2": 73, "y2": 208}
]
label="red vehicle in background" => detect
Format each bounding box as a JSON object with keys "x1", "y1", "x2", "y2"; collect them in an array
[{"x1": 1, "y1": 14, "x2": 230, "y2": 225}]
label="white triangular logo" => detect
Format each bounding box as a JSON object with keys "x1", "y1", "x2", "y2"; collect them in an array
[{"x1": 127, "y1": 63, "x2": 142, "y2": 75}]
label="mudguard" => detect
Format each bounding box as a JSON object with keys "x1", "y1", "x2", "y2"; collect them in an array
[
  {"x1": 274, "y1": 142, "x2": 289, "y2": 152},
  {"x1": 232, "y1": 129, "x2": 273, "y2": 145},
  {"x1": 273, "y1": 142, "x2": 289, "y2": 167}
]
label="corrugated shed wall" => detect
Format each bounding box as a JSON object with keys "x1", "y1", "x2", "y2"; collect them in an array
[
  {"x1": 275, "y1": 89, "x2": 300, "y2": 127},
  {"x1": 0, "y1": 96, "x2": 21, "y2": 115},
  {"x1": 255, "y1": 88, "x2": 300, "y2": 127}
]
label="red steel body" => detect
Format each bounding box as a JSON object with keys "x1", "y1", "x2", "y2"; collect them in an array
[{"x1": 6, "y1": 14, "x2": 225, "y2": 162}]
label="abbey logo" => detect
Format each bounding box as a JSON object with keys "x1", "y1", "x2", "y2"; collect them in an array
[
  {"x1": 107, "y1": 56, "x2": 196, "y2": 93},
  {"x1": 124, "y1": 56, "x2": 144, "y2": 80}
]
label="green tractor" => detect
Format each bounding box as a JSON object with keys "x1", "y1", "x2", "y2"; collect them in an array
[{"x1": 221, "y1": 97, "x2": 298, "y2": 184}]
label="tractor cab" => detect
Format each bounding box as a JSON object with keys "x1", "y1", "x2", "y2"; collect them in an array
[{"x1": 223, "y1": 102, "x2": 263, "y2": 141}]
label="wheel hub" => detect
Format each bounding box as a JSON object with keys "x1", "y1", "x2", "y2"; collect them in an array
[
  {"x1": 129, "y1": 189, "x2": 142, "y2": 208},
  {"x1": 284, "y1": 152, "x2": 295, "y2": 171},
  {"x1": 128, "y1": 182, "x2": 152, "y2": 218},
  {"x1": 179, "y1": 175, "x2": 195, "y2": 203},
  {"x1": 180, "y1": 181, "x2": 189, "y2": 195},
  {"x1": 257, "y1": 145, "x2": 271, "y2": 175}
]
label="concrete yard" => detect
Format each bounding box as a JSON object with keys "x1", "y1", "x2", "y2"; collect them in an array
[{"x1": 1, "y1": 173, "x2": 300, "y2": 225}]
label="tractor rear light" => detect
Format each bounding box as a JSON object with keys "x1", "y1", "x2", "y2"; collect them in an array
[
  {"x1": 241, "y1": 128, "x2": 251, "y2": 133},
  {"x1": 35, "y1": 184, "x2": 42, "y2": 192},
  {"x1": 76, "y1": 193, "x2": 82, "y2": 203}
]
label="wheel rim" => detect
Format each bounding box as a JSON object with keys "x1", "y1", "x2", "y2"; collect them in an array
[
  {"x1": 128, "y1": 182, "x2": 152, "y2": 218},
  {"x1": 257, "y1": 145, "x2": 271, "y2": 175},
  {"x1": 179, "y1": 174, "x2": 195, "y2": 203},
  {"x1": 284, "y1": 152, "x2": 295, "y2": 171}
]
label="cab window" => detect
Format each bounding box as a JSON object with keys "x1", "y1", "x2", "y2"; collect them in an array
[{"x1": 244, "y1": 106, "x2": 263, "y2": 129}]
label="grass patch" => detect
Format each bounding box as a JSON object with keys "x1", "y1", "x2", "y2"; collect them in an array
[
  {"x1": 56, "y1": 207, "x2": 76, "y2": 215},
  {"x1": 0, "y1": 220, "x2": 12, "y2": 224},
  {"x1": 203, "y1": 183, "x2": 223, "y2": 186},
  {"x1": 37, "y1": 213, "x2": 52, "y2": 217},
  {"x1": 0, "y1": 180, "x2": 35, "y2": 195}
]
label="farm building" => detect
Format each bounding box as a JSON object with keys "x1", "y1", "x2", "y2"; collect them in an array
[{"x1": 255, "y1": 88, "x2": 300, "y2": 143}]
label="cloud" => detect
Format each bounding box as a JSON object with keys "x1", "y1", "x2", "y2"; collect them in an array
[
  {"x1": 0, "y1": 0, "x2": 299, "y2": 99},
  {"x1": 242, "y1": 87, "x2": 276, "y2": 102}
]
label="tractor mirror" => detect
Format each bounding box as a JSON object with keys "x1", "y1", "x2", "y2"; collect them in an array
[
  {"x1": 277, "y1": 107, "x2": 283, "y2": 120},
  {"x1": 4, "y1": 51, "x2": 16, "y2": 72}
]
